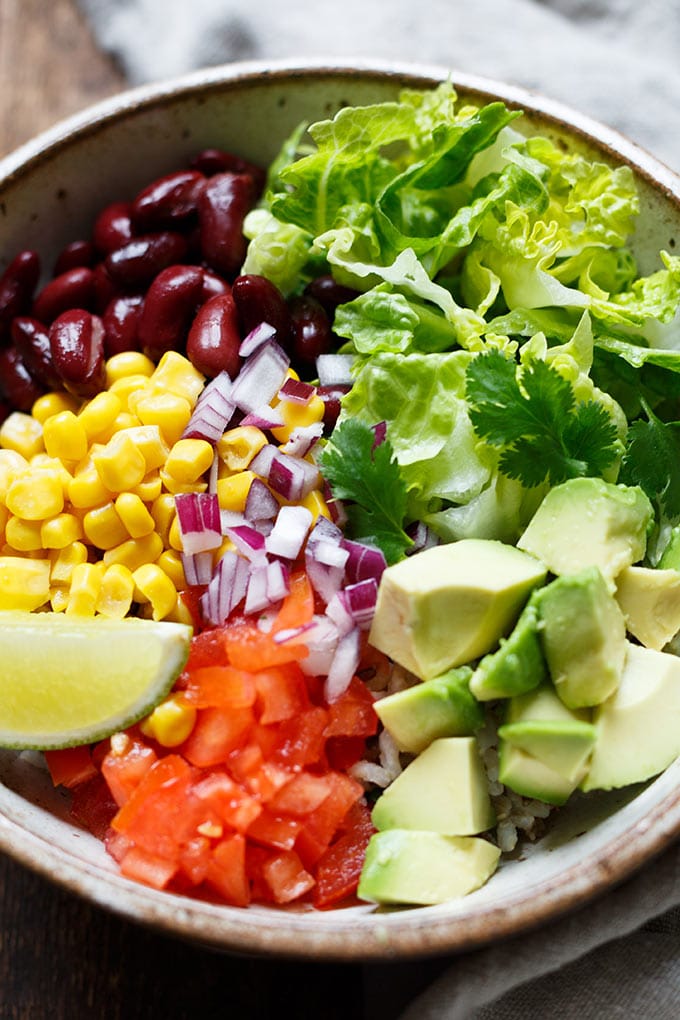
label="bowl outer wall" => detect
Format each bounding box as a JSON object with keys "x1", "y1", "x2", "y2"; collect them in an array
[{"x1": 0, "y1": 58, "x2": 679, "y2": 961}]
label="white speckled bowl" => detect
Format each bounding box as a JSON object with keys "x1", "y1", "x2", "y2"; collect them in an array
[{"x1": 0, "y1": 59, "x2": 679, "y2": 961}]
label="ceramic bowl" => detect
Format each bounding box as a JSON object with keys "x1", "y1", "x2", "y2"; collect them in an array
[{"x1": 0, "y1": 59, "x2": 679, "y2": 961}]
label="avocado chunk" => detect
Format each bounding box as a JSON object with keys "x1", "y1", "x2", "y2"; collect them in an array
[
  {"x1": 658, "y1": 524, "x2": 680, "y2": 569},
  {"x1": 371, "y1": 736, "x2": 495, "y2": 835},
  {"x1": 517, "y1": 478, "x2": 652, "y2": 587},
  {"x1": 582, "y1": 642, "x2": 680, "y2": 791},
  {"x1": 614, "y1": 565, "x2": 680, "y2": 651},
  {"x1": 498, "y1": 683, "x2": 593, "y2": 802},
  {"x1": 374, "y1": 666, "x2": 484, "y2": 754},
  {"x1": 357, "y1": 829, "x2": 501, "y2": 906},
  {"x1": 536, "y1": 567, "x2": 626, "y2": 709},
  {"x1": 368, "y1": 539, "x2": 547, "y2": 681},
  {"x1": 470, "y1": 592, "x2": 546, "y2": 701}
]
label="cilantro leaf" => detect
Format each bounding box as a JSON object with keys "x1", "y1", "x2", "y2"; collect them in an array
[
  {"x1": 466, "y1": 348, "x2": 620, "y2": 487},
  {"x1": 619, "y1": 402, "x2": 680, "y2": 521},
  {"x1": 319, "y1": 418, "x2": 413, "y2": 564}
]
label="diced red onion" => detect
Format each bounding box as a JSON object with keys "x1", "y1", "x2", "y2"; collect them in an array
[
  {"x1": 325, "y1": 591, "x2": 356, "y2": 637},
  {"x1": 325, "y1": 626, "x2": 362, "y2": 702},
  {"x1": 342, "y1": 539, "x2": 387, "y2": 585},
  {"x1": 307, "y1": 514, "x2": 344, "y2": 547},
  {"x1": 175, "y1": 492, "x2": 222, "y2": 553},
  {"x1": 181, "y1": 550, "x2": 214, "y2": 586},
  {"x1": 278, "y1": 377, "x2": 316, "y2": 405},
  {"x1": 239, "y1": 321, "x2": 277, "y2": 358},
  {"x1": 240, "y1": 404, "x2": 285, "y2": 429},
  {"x1": 371, "y1": 420, "x2": 387, "y2": 448},
  {"x1": 183, "y1": 371, "x2": 235, "y2": 443},
  {"x1": 224, "y1": 524, "x2": 267, "y2": 563},
  {"x1": 267, "y1": 452, "x2": 320, "y2": 501},
  {"x1": 244, "y1": 564, "x2": 269, "y2": 614},
  {"x1": 296, "y1": 615, "x2": 340, "y2": 678},
  {"x1": 265, "y1": 559, "x2": 290, "y2": 602},
  {"x1": 208, "y1": 451, "x2": 219, "y2": 494},
  {"x1": 220, "y1": 509, "x2": 247, "y2": 531},
  {"x1": 244, "y1": 477, "x2": 280, "y2": 522},
  {"x1": 339, "y1": 577, "x2": 378, "y2": 629},
  {"x1": 231, "y1": 340, "x2": 290, "y2": 413},
  {"x1": 200, "y1": 551, "x2": 249, "y2": 626},
  {"x1": 316, "y1": 353, "x2": 354, "y2": 387},
  {"x1": 407, "y1": 520, "x2": 440, "y2": 554},
  {"x1": 265, "y1": 505, "x2": 313, "y2": 560},
  {"x1": 249, "y1": 444, "x2": 278, "y2": 478},
  {"x1": 278, "y1": 422, "x2": 324, "y2": 458}
]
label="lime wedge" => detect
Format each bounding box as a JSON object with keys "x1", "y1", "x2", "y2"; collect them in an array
[{"x1": 0, "y1": 611, "x2": 193, "y2": 750}]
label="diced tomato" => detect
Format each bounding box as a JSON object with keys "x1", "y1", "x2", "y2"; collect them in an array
[
  {"x1": 260, "y1": 849, "x2": 315, "y2": 904},
  {"x1": 254, "y1": 663, "x2": 311, "y2": 723},
  {"x1": 45, "y1": 745, "x2": 97, "y2": 789},
  {"x1": 183, "y1": 625, "x2": 229, "y2": 673},
  {"x1": 178, "y1": 585, "x2": 207, "y2": 631},
  {"x1": 112, "y1": 755, "x2": 197, "y2": 857},
  {"x1": 192, "y1": 770, "x2": 262, "y2": 833},
  {"x1": 204, "y1": 834, "x2": 250, "y2": 907},
  {"x1": 224, "y1": 621, "x2": 308, "y2": 670},
  {"x1": 181, "y1": 706, "x2": 253, "y2": 767},
  {"x1": 69, "y1": 773, "x2": 118, "y2": 839},
  {"x1": 101, "y1": 736, "x2": 158, "y2": 807},
  {"x1": 178, "y1": 835, "x2": 212, "y2": 886},
  {"x1": 119, "y1": 845, "x2": 178, "y2": 890},
  {"x1": 267, "y1": 772, "x2": 332, "y2": 816},
  {"x1": 105, "y1": 828, "x2": 132, "y2": 863},
  {"x1": 271, "y1": 569, "x2": 315, "y2": 634},
  {"x1": 324, "y1": 676, "x2": 379, "y2": 739},
  {"x1": 295, "y1": 772, "x2": 365, "y2": 868},
  {"x1": 313, "y1": 801, "x2": 375, "y2": 908},
  {"x1": 325, "y1": 736, "x2": 368, "y2": 772},
  {"x1": 247, "y1": 809, "x2": 303, "y2": 850},
  {"x1": 182, "y1": 665, "x2": 256, "y2": 709},
  {"x1": 265, "y1": 706, "x2": 329, "y2": 768}
]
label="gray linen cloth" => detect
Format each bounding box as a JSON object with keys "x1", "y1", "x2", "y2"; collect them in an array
[{"x1": 76, "y1": 0, "x2": 680, "y2": 1015}]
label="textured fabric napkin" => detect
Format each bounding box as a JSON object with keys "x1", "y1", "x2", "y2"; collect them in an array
[{"x1": 76, "y1": 0, "x2": 680, "y2": 1015}]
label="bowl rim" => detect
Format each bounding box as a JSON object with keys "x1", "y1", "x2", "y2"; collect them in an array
[{"x1": 0, "y1": 57, "x2": 679, "y2": 961}]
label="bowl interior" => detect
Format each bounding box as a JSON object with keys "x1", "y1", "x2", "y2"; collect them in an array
[{"x1": 0, "y1": 61, "x2": 679, "y2": 960}]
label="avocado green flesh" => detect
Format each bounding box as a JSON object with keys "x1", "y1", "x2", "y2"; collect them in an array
[
  {"x1": 498, "y1": 720, "x2": 596, "y2": 782},
  {"x1": 357, "y1": 829, "x2": 501, "y2": 906},
  {"x1": 374, "y1": 666, "x2": 483, "y2": 754},
  {"x1": 470, "y1": 594, "x2": 546, "y2": 701},
  {"x1": 614, "y1": 565, "x2": 680, "y2": 651},
  {"x1": 499, "y1": 743, "x2": 586, "y2": 806}
]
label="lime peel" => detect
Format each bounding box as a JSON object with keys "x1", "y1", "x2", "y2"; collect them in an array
[{"x1": 0, "y1": 611, "x2": 193, "y2": 750}]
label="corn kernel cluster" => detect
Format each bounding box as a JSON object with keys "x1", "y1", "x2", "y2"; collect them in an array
[{"x1": 0, "y1": 348, "x2": 332, "y2": 686}]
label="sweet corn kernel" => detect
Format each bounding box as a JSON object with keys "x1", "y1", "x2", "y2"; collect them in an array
[
  {"x1": 0, "y1": 413, "x2": 44, "y2": 459},
  {"x1": 216, "y1": 470, "x2": 257, "y2": 512},
  {"x1": 92, "y1": 432, "x2": 147, "y2": 492},
  {"x1": 132, "y1": 470, "x2": 162, "y2": 503},
  {"x1": 217, "y1": 427, "x2": 268, "y2": 471},
  {"x1": 0, "y1": 450, "x2": 28, "y2": 494},
  {"x1": 134, "y1": 391, "x2": 192, "y2": 447},
  {"x1": 5, "y1": 468, "x2": 64, "y2": 520},
  {"x1": 168, "y1": 514, "x2": 184, "y2": 552},
  {"x1": 149, "y1": 351, "x2": 205, "y2": 405},
  {"x1": 111, "y1": 412, "x2": 141, "y2": 434},
  {"x1": 139, "y1": 694, "x2": 197, "y2": 747},
  {"x1": 301, "y1": 489, "x2": 332, "y2": 523},
  {"x1": 40, "y1": 512, "x2": 83, "y2": 550},
  {"x1": 150, "y1": 494, "x2": 176, "y2": 545},
  {"x1": 124, "y1": 426, "x2": 169, "y2": 473},
  {"x1": 271, "y1": 394, "x2": 325, "y2": 443},
  {"x1": 42, "y1": 411, "x2": 89, "y2": 462},
  {"x1": 31, "y1": 391, "x2": 79, "y2": 425},
  {"x1": 163, "y1": 593, "x2": 194, "y2": 626},
  {"x1": 132, "y1": 563, "x2": 178, "y2": 620},
  {"x1": 164, "y1": 438, "x2": 214, "y2": 485},
  {"x1": 158, "y1": 469, "x2": 208, "y2": 496},
  {"x1": 29, "y1": 454, "x2": 73, "y2": 490},
  {"x1": 0, "y1": 503, "x2": 8, "y2": 541},
  {"x1": 50, "y1": 587, "x2": 69, "y2": 613},
  {"x1": 50, "y1": 541, "x2": 88, "y2": 585},
  {"x1": 96, "y1": 564, "x2": 135, "y2": 619},
  {"x1": 65, "y1": 562, "x2": 104, "y2": 616},
  {"x1": 5, "y1": 516, "x2": 43, "y2": 551},
  {"x1": 108, "y1": 375, "x2": 151, "y2": 411},
  {"x1": 68, "y1": 461, "x2": 112, "y2": 510},
  {"x1": 155, "y1": 549, "x2": 186, "y2": 590},
  {"x1": 83, "y1": 502, "x2": 129, "y2": 550},
  {"x1": 105, "y1": 351, "x2": 155, "y2": 386},
  {"x1": 0, "y1": 556, "x2": 51, "y2": 611},
  {"x1": 114, "y1": 492, "x2": 155, "y2": 539},
  {"x1": 77, "y1": 390, "x2": 123, "y2": 442},
  {"x1": 102, "y1": 531, "x2": 164, "y2": 571}
]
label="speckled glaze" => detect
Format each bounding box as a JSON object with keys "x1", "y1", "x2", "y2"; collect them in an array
[{"x1": 0, "y1": 60, "x2": 679, "y2": 961}]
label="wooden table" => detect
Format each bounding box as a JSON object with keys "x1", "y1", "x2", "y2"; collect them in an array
[{"x1": 0, "y1": 4, "x2": 450, "y2": 1015}]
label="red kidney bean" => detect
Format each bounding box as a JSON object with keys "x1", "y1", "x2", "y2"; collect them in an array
[
  {"x1": 0, "y1": 346, "x2": 45, "y2": 411},
  {"x1": 53, "y1": 239, "x2": 96, "y2": 276},
  {"x1": 102, "y1": 295, "x2": 143, "y2": 357},
  {"x1": 198, "y1": 172, "x2": 255, "y2": 279},
  {"x1": 92, "y1": 262, "x2": 120, "y2": 313},
  {"x1": 288, "y1": 295, "x2": 333, "y2": 368},
  {"x1": 49, "y1": 310, "x2": 106, "y2": 397},
  {"x1": 131, "y1": 170, "x2": 206, "y2": 231},
  {"x1": 232, "y1": 273, "x2": 292, "y2": 346},
  {"x1": 304, "y1": 274, "x2": 359, "y2": 316},
  {"x1": 0, "y1": 250, "x2": 41, "y2": 337},
  {"x1": 10, "y1": 316, "x2": 61, "y2": 388},
  {"x1": 104, "y1": 232, "x2": 188, "y2": 290},
  {"x1": 0, "y1": 399, "x2": 10, "y2": 426},
  {"x1": 32, "y1": 266, "x2": 97, "y2": 324},
  {"x1": 93, "y1": 201, "x2": 134, "y2": 255},
  {"x1": 137, "y1": 265, "x2": 204, "y2": 359},
  {"x1": 201, "y1": 268, "x2": 230, "y2": 301},
  {"x1": 317, "y1": 383, "x2": 351, "y2": 430},
  {"x1": 186, "y1": 292, "x2": 241, "y2": 379},
  {"x1": 190, "y1": 149, "x2": 266, "y2": 196}
]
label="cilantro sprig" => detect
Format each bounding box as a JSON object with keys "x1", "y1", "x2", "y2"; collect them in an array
[
  {"x1": 319, "y1": 418, "x2": 412, "y2": 564},
  {"x1": 466, "y1": 348, "x2": 621, "y2": 487},
  {"x1": 619, "y1": 398, "x2": 680, "y2": 522}
]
